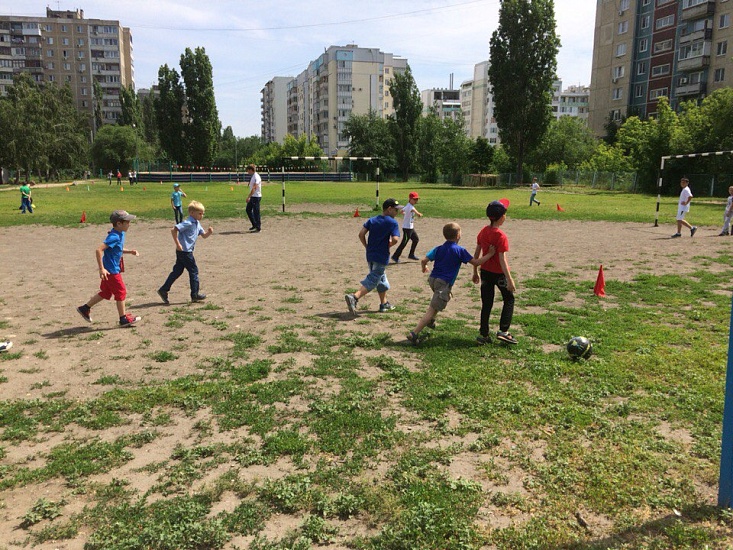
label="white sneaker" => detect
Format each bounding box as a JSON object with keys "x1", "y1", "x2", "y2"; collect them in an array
[{"x1": 0, "y1": 341, "x2": 13, "y2": 352}]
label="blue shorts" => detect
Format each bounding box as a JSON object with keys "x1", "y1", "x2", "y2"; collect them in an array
[{"x1": 361, "y1": 262, "x2": 389, "y2": 293}]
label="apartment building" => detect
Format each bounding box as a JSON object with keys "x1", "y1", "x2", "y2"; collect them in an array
[
  {"x1": 261, "y1": 76, "x2": 291, "y2": 145},
  {"x1": 421, "y1": 88, "x2": 462, "y2": 121},
  {"x1": 263, "y1": 45, "x2": 407, "y2": 153},
  {"x1": 460, "y1": 61, "x2": 490, "y2": 141},
  {"x1": 552, "y1": 81, "x2": 591, "y2": 121},
  {"x1": 0, "y1": 7, "x2": 133, "y2": 130},
  {"x1": 589, "y1": 0, "x2": 733, "y2": 136}
]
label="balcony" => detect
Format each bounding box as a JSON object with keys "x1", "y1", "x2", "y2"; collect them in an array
[
  {"x1": 680, "y1": 0, "x2": 715, "y2": 21},
  {"x1": 677, "y1": 55, "x2": 710, "y2": 71},
  {"x1": 679, "y1": 28, "x2": 712, "y2": 45},
  {"x1": 676, "y1": 81, "x2": 707, "y2": 96}
]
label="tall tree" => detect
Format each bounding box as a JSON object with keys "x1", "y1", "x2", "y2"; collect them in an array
[
  {"x1": 344, "y1": 110, "x2": 396, "y2": 175},
  {"x1": 155, "y1": 64, "x2": 186, "y2": 164},
  {"x1": 417, "y1": 108, "x2": 442, "y2": 183},
  {"x1": 470, "y1": 137, "x2": 494, "y2": 173},
  {"x1": 180, "y1": 47, "x2": 221, "y2": 167},
  {"x1": 526, "y1": 116, "x2": 597, "y2": 171},
  {"x1": 489, "y1": 0, "x2": 560, "y2": 182},
  {"x1": 119, "y1": 85, "x2": 142, "y2": 129},
  {"x1": 388, "y1": 65, "x2": 422, "y2": 181},
  {"x1": 140, "y1": 92, "x2": 159, "y2": 151},
  {"x1": 439, "y1": 116, "x2": 473, "y2": 184}
]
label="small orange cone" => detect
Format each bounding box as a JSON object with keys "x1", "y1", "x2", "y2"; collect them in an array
[
  {"x1": 80, "y1": 211, "x2": 86, "y2": 223},
  {"x1": 353, "y1": 208, "x2": 360, "y2": 217},
  {"x1": 556, "y1": 203, "x2": 565, "y2": 212},
  {"x1": 594, "y1": 265, "x2": 606, "y2": 297},
  {"x1": 120, "y1": 186, "x2": 124, "y2": 192},
  {"x1": 143, "y1": 186, "x2": 146, "y2": 191},
  {"x1": 66, "y1": 186, "x2": 70, "y2": 192},
  {"x1": 230, "y1": 186, "x2": 234, "y2": 191}
]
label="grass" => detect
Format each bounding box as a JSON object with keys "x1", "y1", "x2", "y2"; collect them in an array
[{"x1": 1, "y1": 185, "x2": 732, "y2": 548}]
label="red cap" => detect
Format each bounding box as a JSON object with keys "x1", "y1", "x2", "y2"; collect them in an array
[{"x1": 409, "y1": 191, "x2": 419, "y2": 200}]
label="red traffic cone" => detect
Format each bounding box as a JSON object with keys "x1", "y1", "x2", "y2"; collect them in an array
[
  {"x1": 594, "y1": 265, "x2": 606, "y2": 297},
  {"x1": 556, "y1": 203, "x2": 565, "y2": 212},
  {"x1": 80, "y1": 211, "x2": 86, "y2": 223},
  {"x1": 353, "y1": 208, "x2": 360, "y2": 217}
]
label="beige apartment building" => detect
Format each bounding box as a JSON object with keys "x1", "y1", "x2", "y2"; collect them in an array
[
  {"x1": 0, "y1": 7, "x2": 133, "y2": 131},
  {"x1": 589, "y1": 0, "x2": 733, "y2": 137},
  {"x1": 264, "y1": 45, "x2": 407, "y2": 154}
]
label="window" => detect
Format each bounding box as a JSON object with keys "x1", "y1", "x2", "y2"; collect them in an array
[
  {"x1": 44, "y1": 24, "x2": 52, "y2": 31},
  {"x1": 642, "y1": 0, "x2": 651, "y2": 5},
  {"x1": 683, "y1": 0, "x2": 708, "y2": 6},
  {"x1": 679, "y1": 41, "x2": 706, "y2": 59},
  {"x1": 649, "y1": 87, "x2": 668, "y2": 99},
  {"x1": 46, "y1": 49, "x2": 54, "y2": 57},
  {"x1": 612, "y1": 88, "x2": 623, "y2": 100},
  {"x1": 616, "y1": 43, "x2": 627, "y2": 56},
  {"x1": 77, "y1": 39, "x2": 84, "y2": 46},
  {"x1": 654, "y1": 39, "x2": 673, "y2": 53},
  {"x1": 60, "y1": 24, "x2": 67, "y2": 32},
  {"x1": 47, "y1": 37, "x2": 53, "y2": 45},
  {"x1": 620, "y1": 0, "x2": 630, "y2": 10},
  {"x1": 715, "y1": 67, "x2": 726, "y2": 81},
  {"x1": 81, "y1": 87, "x2": 88, "y2": 96},
  {"x1": 635, "y1": 84, "x2": 645, "y2": 97},
  {"x1": 82, "y1": 100, "x2": 88, "y2": 108},
  {"x1": 62, "y1": 38, "x2": 69, "y2": 46},
  {"x1": 77, "y1": 51, "x2": 84, "y2": 59},
  {"x1": 641, "y1": 15, "x2": 651, "y2": 29},
  {"x1": 639, "y1": 38, "x2": 649, "y2": 52},
  {"x1": 45, "y1": 61, "x2": 54, "y2": 69},
  {"x1": 718, "y1": 40, "x2": 728, "y2": 55},
  {"x1": 76, "y1": 25, "x2": 82, "y2": 33},
  {"x1": 652, "y1": 63, "x2": 671, "y2": 76},
  {"x1": 47, "y1": 75, "x2": 55, "y2": 82},
  {"x1": 618, "y1": 21, "x2": 629, "y2": 34},
  {"x1": 721, "y1": 14, "x2": 731, "y2": 28},
  {"x1": 611, "y1": 109, "x2": 622, "y2": 121},
  {"x1": 656, "y1": 15, "x2": 675, "y2": 29},
  {"x1": 657, "y1": 0, "x2": 674, "y2": 5},
  {"x1": 613, "y1": 65, "x2": 626, "y2": 78}
]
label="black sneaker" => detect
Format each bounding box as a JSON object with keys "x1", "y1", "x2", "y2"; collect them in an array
[
  {"x1": 157, "y1": 289, "x2": 169, "y2": 304},
  {"x1": 120, "y1": 314, "x2": 140, "y2": 327},
  {"x1": 391, "y1": 256, "x2": 400, "y2": 264},
  {"x1": 379, "y1": 302, "x2": 395, "y2": 312},
  {"x1": 408, "y1": 255, "x2": 420, "y2": 261},
  {"x1": 406, "y1": 331, "x2": 421, "y2": 346},
  {"x1": 690, "y1": 226, "x2": 698, "y2": 237},
  {"x1": 191, "y1": 293, "x2": 207, "y2": 302},
  {"x1": 77, "y1": 305, "x2": 92, "y2": 323},
  {"x1": 671, "y1": 233, "x2": 682, "y2": 238},
  {"x1": 476, "y1": 335, "x2": 491, "y2": 346}
]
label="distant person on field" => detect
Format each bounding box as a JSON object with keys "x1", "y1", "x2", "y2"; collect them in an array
[
  {"x1": 529, "y1": 177, "x2": 541, "y2": 206},
  {"x1": 108, "y1": 171, "x2": 113, "y2": 185},
  {"x1": 407, "y1": 222, "x2": 494, "y2": 345},
  {"x1": 128, "y1": 170, "x2": 134, "y2": 185},
  {"x1": 171, "y1": 183, "x2": 187, "y2": 224},
  {"x1": 116, "y1": 170, "x2": 122, "y2": 185},
  {"x1": 720, "y1": 185, "x2": 733, "y2": 236},
  {"x1": 474, "y1": 199, "x2": 518, "y2": 345},
  {"x1": 245, "y1": 164, "x2": 262, "y2": 232},
  {"x1": 19, "y1": 182, "x2": 33, "y2": 214},
  {"x1": 345, "y1": 198, "x2": 401, "y2": 315},
  {"x1": 157, "y1": 200, "x2": 213, "y2": 304},
  {"x1": 392, "y1": 191, "x2": 423, "y2": 263},
  {"x1": 76, "y1": 210, "x2": 141, "y2": 327},
  {"x1": 672, "y1": 177, "x2": 697, "y2": 238}
]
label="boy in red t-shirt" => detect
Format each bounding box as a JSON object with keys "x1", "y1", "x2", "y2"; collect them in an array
[{"x1": 473, "y1": 199, "x2": 517, "y2": 345}]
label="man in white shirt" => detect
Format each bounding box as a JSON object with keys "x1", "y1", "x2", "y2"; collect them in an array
[
  {"x1": 245, "y1": 164, "x2": 262, "y2": 232},
  {"x1": 672, "y1": 177, "x2": 697, "y2": 238}
]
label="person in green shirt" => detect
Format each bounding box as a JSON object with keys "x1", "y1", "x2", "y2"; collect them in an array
[{"x1": 19, "y1": 183, "x2": 33, "y2": 214}]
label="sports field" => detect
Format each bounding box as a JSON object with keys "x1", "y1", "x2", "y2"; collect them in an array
[{"x1": 0, "y1": 180, "x2": 732, "y2": 548}]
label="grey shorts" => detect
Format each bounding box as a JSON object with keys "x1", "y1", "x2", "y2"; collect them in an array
[{"x1": 428, "y1": 277, "x2": 452, "y2": 312}]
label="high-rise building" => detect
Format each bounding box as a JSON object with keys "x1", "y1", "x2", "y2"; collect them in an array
[
  {"x1": 421, "y1": 88, "x2": 461, "y2": 121},
  {"x1": 0, "y1": 7, "x2": 133, "y2": 131},
  {"x1": 460, "y1": 61, "x2": 490, "y2": 141},
  {"x1": 589, "y1": 0, "x2": 733, "y2": 137},
  {"x1": 263, "y1": 45, "x2": 407, "y2": 153},
  {"x1": 552, "y1": 81, "x2": 590, "y2": 122},
  {"x1": 261, "y1": 77, "x2": 291, "y2": 145}
]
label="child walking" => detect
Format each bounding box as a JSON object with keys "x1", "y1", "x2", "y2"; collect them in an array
[
  {"x1": 171, "y1": 183, "x2": 187, "y2": 223},
  {"x1": 672, "y1": 177, "x2": 698, "y2": 238},
  {"x1": 407, "y1": 222, "x2": 494, "y2": 345},
  {"x1": 345, "y1": 198, "x2": 401, "y2": 315},
  {"x1": 473, "y1": 199, "x2": 518, "y2": 345},
  {"x1": 529, "y1": 177, "x2": 541, "y2": 206},
  {"x1": 77, "y1": 210, "x2": 141, "y2": 327},
  {"x1": 392, "y1": 191, "x2": 423, "y2": 262},
  {"x1": 157, "y1": 200, "x2": 214, "y2": 304},
  {"x1": 720, "y1": 185, "x2": 733, "y2": 236}
]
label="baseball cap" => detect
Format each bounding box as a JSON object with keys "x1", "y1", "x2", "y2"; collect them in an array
[
  {"x1": 383, "y1": 198, "x2": 400, "y2": 210},
  {"x1": 173, "y1": 183, "x2": 180, "y2": 187},
  {"x1": 486, "y1": 198, "x2": 510, "y2": 220},
  {"x1": 110, "y1": 210, "x2": 137, "y2": 223},
  {"x1": 409, "y1": 191, "x2": 419, "y2": 200}
]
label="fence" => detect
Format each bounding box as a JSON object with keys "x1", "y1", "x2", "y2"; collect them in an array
[{"x1": 461, "y1": 171, "x2": 639, "y2": 192}]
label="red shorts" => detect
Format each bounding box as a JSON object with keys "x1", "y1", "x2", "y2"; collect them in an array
[{"x1": 98, "y1": 273, "x2": 127, "y2": 301}]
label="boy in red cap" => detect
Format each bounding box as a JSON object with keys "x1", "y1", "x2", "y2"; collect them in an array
[
  {"x1": 392, "y1": 191, "x2": 423, "y2": 263},
  {"x1": 473, "y1": 199, "x2": 517, "y2": 345}
]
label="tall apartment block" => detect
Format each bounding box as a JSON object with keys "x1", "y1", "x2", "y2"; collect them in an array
[
  {"x1": 421, "y1": 88, "x2": 462, "y2": 121},
  {"x1": 589, "y1": 0, "x2": 733, "y2": 136},
  {"x1": 0, "y1": 7, "x2": 133, "y2": 130},
  {"x1": 261, "y1": 77, "x2": 290, "y2": 145},
  {"x1": 552, "y1": 81, "x2": 590, "y2": 122},
  {"x1": 263, "y1": 45, "x2": 407, "y2": 154}
]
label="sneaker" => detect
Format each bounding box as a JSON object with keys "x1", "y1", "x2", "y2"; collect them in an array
[
  {"x1": 719, "y1": 231, "x2": 730, "y2": 236},
  {"x1": 476, "y1": 335, "x2": 492, "y2": 346},
  {"x1": 119, "y1": 314, "x2": 140, "y2": 327},
  {"x1": 391, "y1": 256, "x2": 400, "y2": 264},
  {"x1": 496, "y1": 331, "x2": 518, "y2": 345},
  {"x1": 408, "y1": 255, "x2": 420, "y2": 261},
  {"x1": 406, "y1": 331, "x2": 421, "y2": 346},
  {"x1": 0, "y1": 341, "x2": 12, "y2": 352},
  {"x1": 690, "y1": 226, "x2": 698, "y2": 237},
  {"x1": 76, "y1": 304, "x2": 92, "y2": 323},
  {"x1": 671, "y1": 233, "x2": 682, "y2": 238},
  {"x1": 427, "y1": 319, "x2": 436, "y2": 330},
  {"x1": 157, "y1": 289, "x2": 169, "y2": 304},
  {"x1": 345, "y1": 293, "x2": 358, "y2": 314},
  {"x1": 537, "y1": 201, "x2": 541, "y2": 206},
  {"x1": 379, "y1": 302, "x2": 395, "y2": 312},
  {"x1": 191, "y1": 293, "x2": 207, "y2": 302},
  {"x1": 248, "y1": 226, "x2": 256, "y2": 231}
]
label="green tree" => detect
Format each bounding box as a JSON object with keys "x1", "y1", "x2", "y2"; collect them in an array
[
  {"x1": 119, "y1": 85, "x2": 142, "y2": 129},
  {"x1": 388, "y1": 65, "x2": 422, "y2": 181},
  {"x1": 527, "y1": 116, "x2": 597, "y2": 171},
  {"x1": 579, "y1": 142, "x2": 634, "y2": 173},
  {"x1": 140, "y1": 92, "x2": 159, "y2": 152},
  {"x1": 439, "y1": 116, "x2": 473, "y2": 184},
  {"x1": 470, "y1": 137, "x2": 494, "y2": 173},
  {"x1": 281, "y1": 134, "x2": 324, "y2": 169},
  {"x1": 180, "y1": 47, "x2": 221, "y2": 167},
  {"x1": 489, "y1": 0, "x2": 560, "y2": 183},
  {"x1": 90, "y1": 124, "x2": 137, "y2": 173},
  {"x1": 155, "y1": 64, "x2": 186, "y2": 164},
  {"x1": 344, "y1": 110, "x2": 395, "y2": 176},
  {"x1": 417, "y1": 109, "x2": 442, "y2": 183}
]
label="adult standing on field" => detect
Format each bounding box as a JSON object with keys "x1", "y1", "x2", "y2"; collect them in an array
[{"x1": 245, "y1": 164, "x2": 262, "y2": 232}]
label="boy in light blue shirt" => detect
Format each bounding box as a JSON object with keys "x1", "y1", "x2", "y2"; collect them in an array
[{"x1": 170, "y1": 183, "x2": 187, "y2": 223}]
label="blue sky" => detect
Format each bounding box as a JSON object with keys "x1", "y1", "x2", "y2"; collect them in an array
[{"x1": 4, "y1": 1, "x2": 596, "y2": 137}]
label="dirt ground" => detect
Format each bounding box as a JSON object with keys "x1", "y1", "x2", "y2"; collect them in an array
[{"x1": 0, "y1": 208, "x2": 729, "y2": 548}]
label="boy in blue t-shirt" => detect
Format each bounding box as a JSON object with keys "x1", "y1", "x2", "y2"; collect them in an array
[
  {"x1": 76, "y1": 210, "x2": 141, "y2": 327},
  {"x1": 407, "y1": 222, "x2": 494, "y2": 345},
  {"x1": 170, "y1": 184, "x2": 187, "y2": 223},
  {"x1": 345, "y1": 198, "x2": 401, "y2": 315}
]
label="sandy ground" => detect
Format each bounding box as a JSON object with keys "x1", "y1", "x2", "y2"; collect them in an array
[{"x1": 0, "y1": 207, "x2": 729, "y2": 548}]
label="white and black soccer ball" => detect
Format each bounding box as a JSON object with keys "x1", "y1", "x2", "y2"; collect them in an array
[{"x1": 567, "y1": 336, "x2": 593, "y2": 360}]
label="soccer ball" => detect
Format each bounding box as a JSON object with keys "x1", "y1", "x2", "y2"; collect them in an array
[{"x1": 567, "y1": 336, "x2": 593, "y2": 359}]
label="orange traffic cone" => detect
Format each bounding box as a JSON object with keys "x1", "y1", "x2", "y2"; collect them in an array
[
  {"x1": 594, "y1": 265, "x2": 606, "y2": 297},
  {"x1": 66, "y1": 186, "x2": 70, "y2": 192},
  {"x1": 143, "y1": 186, "x2": 146, "y2": 191},
  {"x1": 353, "y1": 208, "x2": 360, "y2": 217},
  {"x1": 80, "y1": 211, "x2": 86, "y2": 223},
  {"x1": 120, "y1": 186, "x2": 124, "y2": 191},
  {"x1": 556, "y1": 203, "x2": 565, "y2": 212},
  {"x1": 230, "y1": 186, "x2": 234, "y2": 191}
]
